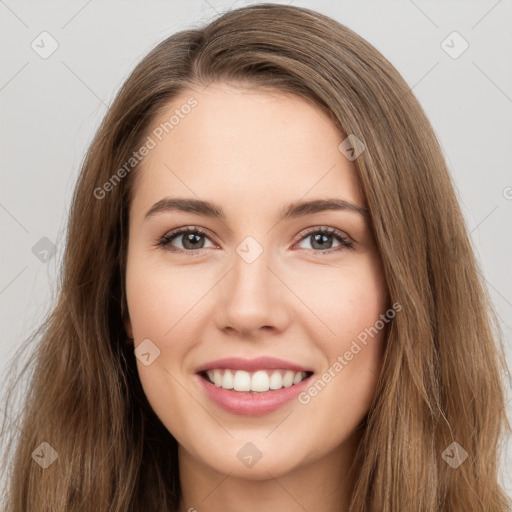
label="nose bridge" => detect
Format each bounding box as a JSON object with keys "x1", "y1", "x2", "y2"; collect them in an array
[
  {"x1": 230, "y1": 236, "x2": 275, "y2": 307},
  {"x1": 215, "y1": 235, "x2": 288, "y2": 333}
]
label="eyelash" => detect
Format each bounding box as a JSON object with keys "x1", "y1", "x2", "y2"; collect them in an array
[{"x1": 156, "y1": 226, "x2": 354, "y2": 255}]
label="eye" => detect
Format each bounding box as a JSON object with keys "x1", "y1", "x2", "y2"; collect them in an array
[
  {"x1": 157, "y1": 226, "x2": 216, "y2": 253},
  {"x1": 157, "y1": 225, "x2": 354, "y2": 255},
  {"x1": 294, "y1": 226, "x2": 354, "y2": 254}
]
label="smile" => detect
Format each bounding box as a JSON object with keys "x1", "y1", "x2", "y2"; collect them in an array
[
  {"x1": 194, "y1": 356, "x2": 315, "y2": 415},
  {"x1": 201, "y1": 368, "x2": 313, "y2": 393}
]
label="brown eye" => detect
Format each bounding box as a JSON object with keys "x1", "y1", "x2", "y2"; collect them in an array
[
  {"x1": 295, "y1": 227, "x2": 354, "y2": 253},
  {"x1": 158, "y1": 227, "x2": 215, "y2": 252}
]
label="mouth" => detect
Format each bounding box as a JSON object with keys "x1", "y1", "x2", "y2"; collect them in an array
[
  {"x1": 199, "y1": 368, "x2": 314, "y2": 393},
  {"x1": 196, "y1": 368, "x2": 315, "y2": 416},
  {"x1": 194, "y1": 356, "x2": 316, "y2": 415}
]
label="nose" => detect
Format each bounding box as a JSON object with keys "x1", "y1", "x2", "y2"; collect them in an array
[{"x1": 214, "y1": 245, "x2": 291, "y2": 338}]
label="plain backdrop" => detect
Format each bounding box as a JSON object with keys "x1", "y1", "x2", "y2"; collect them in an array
[{"x1": 1, "y1": 0, "x2": 511, "y2": 499}]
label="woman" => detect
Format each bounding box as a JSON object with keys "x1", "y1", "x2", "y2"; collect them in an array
[{"x1": 1, "y1": 3, "x2": 510, "y2": 511}]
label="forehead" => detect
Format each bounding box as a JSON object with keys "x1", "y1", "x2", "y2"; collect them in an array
[{"x1": 130, "y1": 83, "x2": 363, "y2": 219}]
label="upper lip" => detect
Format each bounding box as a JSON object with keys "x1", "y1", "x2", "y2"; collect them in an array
[{"x1": 195, "y1": 356, "x2": 313, "y2": 374}]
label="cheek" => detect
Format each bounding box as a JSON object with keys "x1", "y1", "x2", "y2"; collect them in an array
[
  {"x1": 289, "y1": 254, "x2": 388, "y2": 342},
  {"x1": 124, "y1": 256, "x2": 197, "y2": 415},
  {"x1": 125, "y1": 243, "x2": 389, "y2": 467},
  {"x1": 126, "y1": 246, "x2": 388, "y2": 373},
  {"x1": 125, "y1": 256, "x2": 208, "y2": 434},
  {"x1": 293, "y1": 255, "x2": 387, "y2": 418},
  {"x1": 125, "y1": 253, "x2": 210, "y2": 339}
]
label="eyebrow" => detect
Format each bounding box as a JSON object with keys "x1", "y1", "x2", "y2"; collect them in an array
[{"x1": 144, "y1": 197, "x2": 368, "y2": 221}]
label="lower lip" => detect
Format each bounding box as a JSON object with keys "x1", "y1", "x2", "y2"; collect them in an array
[{"x1": 196, "y1": 372, "x2": 313, "y2": 416}]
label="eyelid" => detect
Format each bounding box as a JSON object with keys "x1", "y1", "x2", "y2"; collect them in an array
[
  {"x1": 158, "y1": 225, "x2": 218, "y2": 249},
  {"x1": 291, "y1": 226, "x2": 354, "y2": 253},
  {"x1": 157, "y1": 225, "x2": 354, "y2": 254},
  {"x1": 291, "y1": 225, "x2": 352, "y2": 245}
]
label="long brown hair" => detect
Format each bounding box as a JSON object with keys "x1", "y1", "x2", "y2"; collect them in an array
[{"x1": 1, "y1": 4, "x2": 510, "y2": 510}]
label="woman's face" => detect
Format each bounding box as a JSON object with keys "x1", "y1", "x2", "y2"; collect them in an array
[{"x1": 124, "y1": 82, "x2": 388, "y2": 479}]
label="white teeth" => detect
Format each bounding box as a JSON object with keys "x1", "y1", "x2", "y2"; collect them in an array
[
  {"x1": 222, "y1": 369, "x2": 234, "y2": 389},
  {"x1": 251, "y1": 370, "x2": 270, "y2": 392},
  {"x1": 282, "y1": 370, "x2": 294, "y2": 388},
  {"x1": 213, "y1": 369, "x2": 223, "y2": 387},
  {"x1": 204, "y1": 369, "x2": 309, "y2": 392},
  {"x1": 269, "y1": 370, "x2": 283, "y2": 390},
  {"x1": 233, "y1": 370, "x2": 251, "y2": 391}
]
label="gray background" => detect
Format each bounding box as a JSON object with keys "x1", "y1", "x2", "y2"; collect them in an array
[{"x1": 1, "y1": 0, "x2": 511, "y2": 498}]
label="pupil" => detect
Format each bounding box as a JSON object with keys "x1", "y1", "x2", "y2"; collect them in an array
[
  {"x1": 312, "y1": 233, "x2": 332, "y2": 250},
  {"x1": 183, "y1": 233, "x2": 204, "y2": 250},
  {"x1": 180, "y1": 232, "x2": 334, "y2": 251}
]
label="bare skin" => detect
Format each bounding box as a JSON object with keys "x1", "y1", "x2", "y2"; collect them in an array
[{"x1": 124, "y1": 82, "x2": 389, "y2": 512}]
